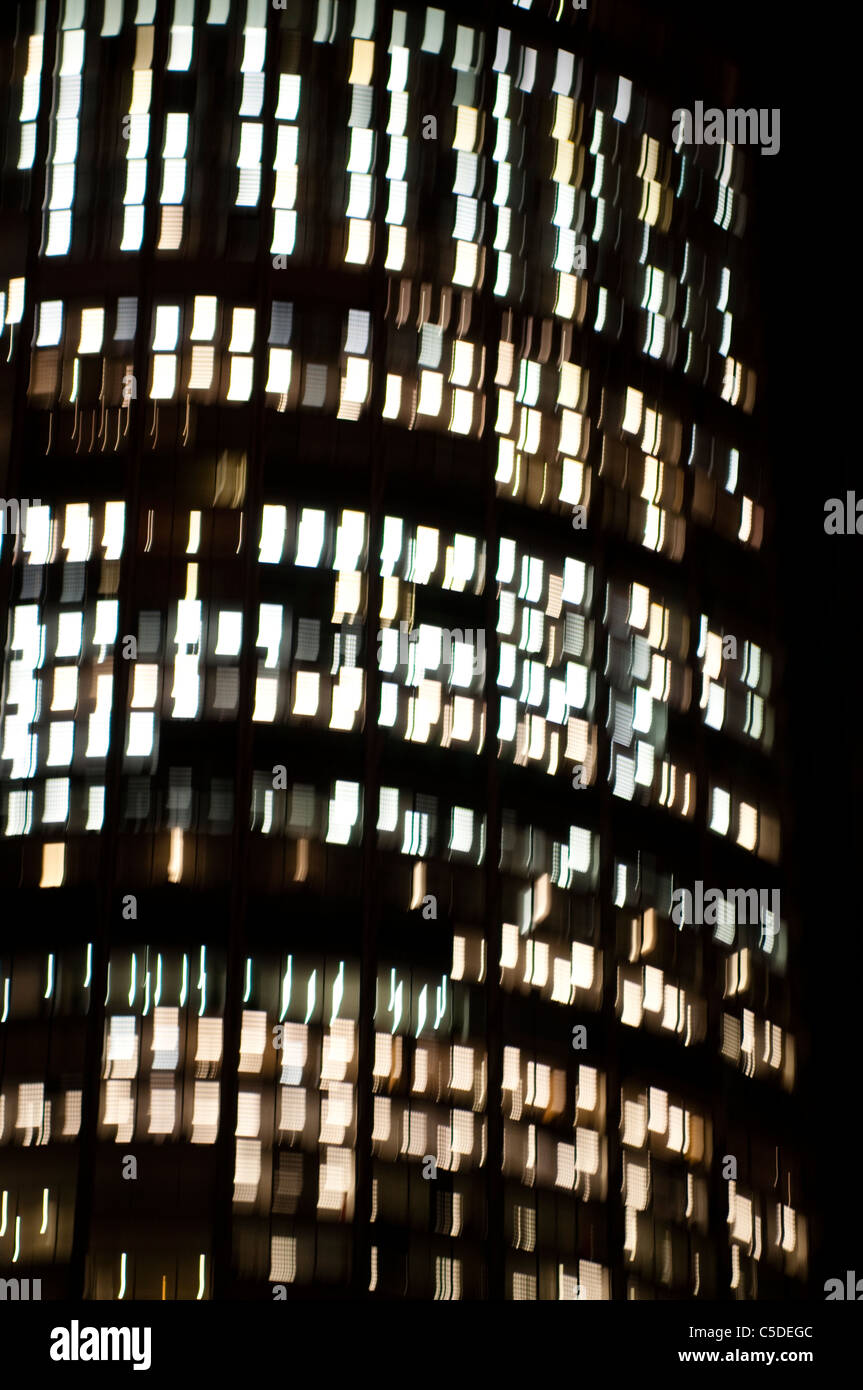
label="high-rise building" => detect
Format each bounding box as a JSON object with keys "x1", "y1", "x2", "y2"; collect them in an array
[{"x1": 0, "y1": 0, "x2": 806, "y2": 1301}]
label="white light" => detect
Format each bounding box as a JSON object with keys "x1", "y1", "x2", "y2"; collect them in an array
[
  {"x1": 7, "y1": 278, "x2": 26, "y2": 325},
  {"x1": 347, "y1": 127, "x2": 374, "y2": 176},
  {"x1": 163, "y1": 112, "x2": 189, "y2": 157},
  {"x1": 342, "y1": 356, "x2": 370, "y2": 405},
  {"x1": 612, "y1": 76, "x2": 632, "y2": 123},
  {"x1": 259, "y1": 505, "x2": 286, "y2": 564},
  {"x1": 229, "y1": 307, "x2": 256, "y2": 353},
  {"x1": 256, "y1": 604, "x2": 283, "y2": 667},
  {"x1": 381, "y1": 516, "x2": 403, "y2": 574},
  {"x1": 21, "y1": 504, "x2": 51, "y2": 564},
  {"x1": 102, "y1": 502, "x2": 125, "y2": 559},
  {"x1": 63, "y1": 502, "x2": 91, "y2": 560},
  {"x1": 160, "y1": 159, "x2": 186, "y2": 204},
  {"x1": 411, "y1": 527, "x2": 439, "y2": 584},
  {"x1": 266, "y1": 347, "x2": 292, "y2": 393},
  {"x1": 36, "y1": 300, "x2": 63, "y2": 347},
  {"x1": 382, "y1": 373, "x2": 402, "y2": 418},
  {"x1": 386, "y1": 137, "x2": 408, "y2": 180},
  {"x1": 120, "y1": 205, "x2": 145, "y2": 252},
  {"x1": 45, "y1": 210, "x2": 72, "y2": 257},
  {"x1": 331, "y1": 961, "x2": 344, "y2": 1024},
  {"x1": 130, "y1": 664, "x2": 158, "y2": 709},
  {"x1": 274, "y1": 123, "x2": 299, "y2": 170},
  {"x1": 237, "y1": 122, "x2": 263, "y2": 169},
  {"x1": 86, "y1": 787, "x2": 105, "y2": 831},
  {"x1": 93, "y1": 600, "x2": 119, "y2": 647},
  {"x1": 167, "y1": 26, "x2": 194, "y2": 71},
  {"x1": 710, "y1": 787, "x2": 731, "y2": 835},
  {"x1": 450, "y1": 807, "x2": 474, "y2": 854},
  {"x1": 215, "y1": 611, "x2": 242, "y2": 656},
  {"x1": 42, "y1": 778, "x2": 70, "y2": 824},
  {"x1": 252, "y1": 676, "x2": 278, "y2": 723},
  {"x1": 326, "y1": 780, "x2": 360, "y2": 845},
  {"x1": 127, "y1": 712, "x2": 155, "y2": 756},
  {"x1": 150, "y1": 355, "x2": 177, "y2": 399},
  {"x1": 188, "y1": 345, "x2": 214, "y2": 390},
  {"x1": 11, "y1": 603, "x2": 41, "y2": 657},
  {"x1": 175, "y1": 597, "x2": 202, "y2": 645},
  {"x1": 152, "y1": 304, "x2": 180, "y2": 350},
  {"x1": 60, "y1": 29, "x2": 85, "y2": 77},
  {"x1": 236, "y1": 167, "x2": 261, "y2": 207},
  {"x1": 296, "y1": 509, "x2": 326, "y2": 567},
  {"x1": 273, "y1": 168, "x2": 298, "y2": 211},
  {"x1": 450, "y1": 388, "x2": 473, "y2": 434},
  {"x1": 345, "y1": 219, "x2": 372, "y2": 264},
  {"x1": 242, "y1": 28, "x2": 266, "y2": 73},
  {"x1": 347, "y1": 173, "x2": 373, "y2": 219},
  {"x1": 198, "y1": 945, "x2": 207, "y2": 1018},
  {"x1": 388, "y1": 46, "x2": 408, "y2": 92},
  {"x1": 453, "y1": 104, "x2": 478, "y2": 151},
  {"x1": 293, "y1": 671, "x2": 320, "y2": 716},
  {"x1": 334, "y1": 510, "x2": 365, "y2": 571},
  {"x1": 271, "y1": 209, "x2": 297, "y2": 254},
  {"x1": 417, "y1": 371, "x2": 443, "y2": 417},
  {"x1": 190, "y1": 295, "x2": 217, "y2": 341},
  {"x1": 125, "y1": 116, "x2": 149, "y2": 160},
  {"x1": 453, "y1": 241, "x2": 478, "y2": 288},
  {"x1": 227, "y1": 356, "x2": 254, "y2": 401},
  {"x1": 622, "y1": 386, "x2": 643, "y2": 434},
  {"x1": 275, "y1": 74, "x2": 301, "y2": 121},
  {"x1": 51, "y1": 667, "x2": 77, "y2": 711}
]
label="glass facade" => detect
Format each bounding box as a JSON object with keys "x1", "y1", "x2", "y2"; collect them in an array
[{"x1": 0, "y1": 0, "x2": 805, "y2": 1301}]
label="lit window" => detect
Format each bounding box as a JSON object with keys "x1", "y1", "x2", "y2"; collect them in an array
[
  {"x1": 417, "y1": 371, "x2": 443, "y2": 417},
  {"x1": 150, "y1": 355, "x2": 177, "y2": 400},
  {"x1": 227, "y1": 356, "x2": 254, "y2": 401},
  {"x1": 259, "y1": 506, "x2": 287, "y2": 564},
  {"x1": 36, "y1": 300, "x2": 64, "y2": 347},
  {"x1": 51, "y1": 668, "x2": 78, "y2": 712},
  {"x1": 345, "y1": 219, "x2": 372, "y2": 264},
  {"x1": 190, "y1": 295, "x2": 217, "y2": 340},
  {"x1": 275, "y1": 74, "x2": 301, "y2": 121},
  {"x1": 452, "y1": 241, "x2": 478, "y2": 288},
  {"x1": 710, "y1": 786, "x2": 731, "y2": 835},
  {"x1": 56, "y1": 611, "x2": 83, "y2": 658},
  {"x1": 188, "y1": 345, "x2": 215, "y2": 390},
  {"x1": 293, "y1": 671, "x2": 320, "y2": 717},
  {"x1": 295, "y1": 509, "x2": 326, "y2": 568},
  {"x1": 229, "y1": 308, "x2": 256, "y2": 353},
  {"x1": 264, "y1": 347, "x2": 291, "y2": 394}
]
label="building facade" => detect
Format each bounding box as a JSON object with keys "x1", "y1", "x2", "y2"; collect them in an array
[{"x1": 0, "y1": 0, "x2": 806, "y2": 1300}]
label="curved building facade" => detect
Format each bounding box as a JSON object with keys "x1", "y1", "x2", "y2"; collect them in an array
[{"x1": 0, "y1": 0, "x2": 805, "y2": 1300}]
